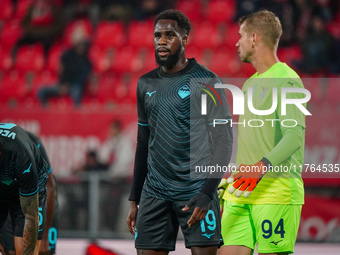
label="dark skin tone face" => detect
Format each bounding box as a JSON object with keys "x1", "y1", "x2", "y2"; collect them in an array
[{"x1": 154, "y1": 19, "x2": 189, "y2": 73}]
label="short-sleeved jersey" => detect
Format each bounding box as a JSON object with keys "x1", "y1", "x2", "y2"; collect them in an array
[
  {"x1": 224, "y1": 62, "x2": 305, "y2": 204},
  {"x1": 0, "y1": 124, "x2": 48, "y2": 199},
  {"x1": 137, "y1": 58, "x2": 231, "y2": 201},
  {"x1": 27, "y1": 132, "x2": 51, "y2": 197}
]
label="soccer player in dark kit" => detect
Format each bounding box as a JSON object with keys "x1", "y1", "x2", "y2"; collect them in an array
[
  {"x1": 1, "y1": 131, "x2": 59, "y2": 255},
  {"x1": 0, "y1": 124, "x2": 49, "y2": 255},
  {"x1": 127, "y1": 10, "x2": 233, "y2": 255}
]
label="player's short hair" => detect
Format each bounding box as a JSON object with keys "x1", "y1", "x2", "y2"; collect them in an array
[
  {"x1": 239, "y1": 10, "x2": 282, "y2": 49},
  {"x1": 154, "y1": 9, "x2": 191, "y2": 36}
]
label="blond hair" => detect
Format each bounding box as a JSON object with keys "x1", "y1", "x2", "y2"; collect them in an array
[{"x1": 239, "y1": 10, "x2": 282, "y2": 49}]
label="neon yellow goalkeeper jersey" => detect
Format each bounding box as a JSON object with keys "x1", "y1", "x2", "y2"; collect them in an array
[{"x1": 224, "y1": 62, "x2": 305, "y2": 204}]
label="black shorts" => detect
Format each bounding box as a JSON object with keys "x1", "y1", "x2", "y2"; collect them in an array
[
  {"x1": 0, "y1": 213, "x2": 16, "y2": 252},
  {"x1": 3, "y1": 193, "x2": 47, "y2": 240},
  {"x1": 0, "y1": 193, "x2": 24, "y2": 238},
  {"x1": 135, "y1": 192, "x2": 223, "y2": 251},
  {"x1": 0, "y1": 197, "x2": 58, "y2": 254}
]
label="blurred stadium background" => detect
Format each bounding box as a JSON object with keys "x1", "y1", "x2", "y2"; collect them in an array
[{"x1": 0, "y1": 0, "x2": 339, "y2": 254}]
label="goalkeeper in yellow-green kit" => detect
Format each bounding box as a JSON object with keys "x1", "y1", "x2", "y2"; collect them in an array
[{"x1": 218, "y1": 10, "x2": 308, "y2": 255}]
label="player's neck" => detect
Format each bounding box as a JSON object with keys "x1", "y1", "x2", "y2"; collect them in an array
[
  {"x1": 161, "y1": 55, "x2": 189, "y2": 74},
  {"x1": 251, "y1": 48, "x2": 280, "y2": 75}
]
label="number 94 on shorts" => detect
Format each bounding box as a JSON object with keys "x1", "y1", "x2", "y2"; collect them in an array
[{"x1": 221, "y1": 201, "x2": 302, "y2": 254}]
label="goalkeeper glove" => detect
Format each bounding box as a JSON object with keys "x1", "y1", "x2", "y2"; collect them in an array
[
  {"x1": 218, "y1": 178, "x2": 228, "y2": 199},
  {"x1": 227, "y1": 160, "x2": 267, "y2": 198},
  {"x1": 217, "y1": 178, "x2": 228, "y2": 209}
]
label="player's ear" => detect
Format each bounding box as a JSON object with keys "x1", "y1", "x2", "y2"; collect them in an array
[
  {"x1": 182, "y1": 35, "x2": 188, "y2": 47},
  {"x1": 252, "y1": 32, "x2": 257, "y2": 47}
]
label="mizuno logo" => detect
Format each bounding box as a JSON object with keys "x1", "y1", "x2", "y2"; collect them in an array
[
  {"x1": 23, "y1": 163, "x2": 32, "y2": 174},
  {"x1": 202, "y1": 233, "x2": 215, "y2": 239},
  {"x1": 146, "y1": 91, "x2": 156, "y2": 97},
  {"x1": 270, "y1": 240, "x2": 283, "y2": 246}
]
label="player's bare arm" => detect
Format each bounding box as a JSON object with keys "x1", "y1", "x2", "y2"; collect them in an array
[
  {"x1": 20, "y1": 193, "x2": 39, "y2": 255},
  {"x1": 39, "y1": 173, "x2": 56, "y2": 254}
]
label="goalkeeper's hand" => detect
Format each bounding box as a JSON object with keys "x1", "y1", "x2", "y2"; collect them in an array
[
  {"x1": 227, "y1": 161, "x2": 267, "y2": 198},
  {"x1": 217, "y1": 178, "x2": 228, "y2": 208},
  {"x1": 217, "y1": 178, "x2": 228, "y2": 199}
]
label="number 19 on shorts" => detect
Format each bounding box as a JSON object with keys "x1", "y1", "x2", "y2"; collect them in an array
[{"x1": 200, "y1": 210, "x2": 216, "y2": 239}]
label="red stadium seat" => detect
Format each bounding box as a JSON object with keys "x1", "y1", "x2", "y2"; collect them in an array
[
  {"x1": 176, "y1": 0, "x2": 202, "y2": 22},
  {"x1": 190, "y1": 22, "x2": 225, "y2": 50},
  {"x1": 48, "y1": 96, "x2": 73, "y2": 108},
  {"x1": 277, "y1": 45, "x2": 302, "y2": 65},
  {"x1": 0, "y1": 48, "x2": 13, "y2": 71},
  {"x1": 0, "y1": 70, "x2": 26, "y2": 103},
  {"x1": 114, "y1": 73, "x2": 132, "y2": 104},
  {"x1": 89, "y1": 45, "x2": 113, "y2": 73},
  {"x1": 209, "y1": 48, "x2": 234, "y2": 76},
  {"x1": 185, "y1": 46, "x2": 200, "y2": 60},
  {"x1": 126, "y1": 48, "x2": 158, "y2": 73},
  {"x1": 15, "y1": 44, "x2": 45, "y2": 73},
  {"x1": 326, "y1": 21, "x2": 340, "y2": 39},
  {"x1": 0, "y1": 20, "x2": 23, "y2": 50},
  {"x1": 125, "y1": 73, "x2": 141, "y2": 104},
  {"x1": 111, "y1": 46, "x2": 138, "y2": 73},
  {"x1": 140, "y1": 49, "x2": 157, "y2": 73},
  {"x1": 92, "y1": 21, "x2": 124, "y2": 49},
  {"x1": 205, "y1": 0, "x2": 235, "y2": 24},
  {"x1": 32, "y1": 70, "x2": 58, "y2": 95},
  {"x1": 46, "y1": 43, "x2": 66, "y2": 74},
  {"x1": 96, "y1": 72, "x2": 118, "y2": 103},
  {"x1": 196, "y1": 48, "x2": 214, "y2": 69},
  {"x1": 222, "y1": 24, "x2": 240, "y2": 49},
  {"x1": 63, "y1": 19, "x2": 92, "y2": 47},
  {"x1": 14, "y1": 0, "x2": 32, "y2": 20},
  {"x1": 0, "y1": 0, "x2": 14, "y2": 21},
  {"x1": 127, "y1": 21, "x2": 154, "y2": 49}
]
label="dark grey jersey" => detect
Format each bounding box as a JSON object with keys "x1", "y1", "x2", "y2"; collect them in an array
[
  {"x1": 136, "y1": 59, "x2": 232, "y2": 201},
  {"x1": 0, "y1": 124, "x2": 48, "y2": 199}
]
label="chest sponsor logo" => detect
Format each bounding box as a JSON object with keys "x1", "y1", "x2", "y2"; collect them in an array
[{"x1": 178, "y1": 85, "x2": 190, "y2": 99}]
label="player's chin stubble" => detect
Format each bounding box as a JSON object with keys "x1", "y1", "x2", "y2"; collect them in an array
[{"x1": 155, "y1": 46, "x2": 182, "y2": 70}]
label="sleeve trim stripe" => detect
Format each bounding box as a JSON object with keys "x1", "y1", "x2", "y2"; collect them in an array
[
  {"x1": 138, "y1": 122, "x2": 148, "y2": 126},
  {"x1": 48, "y1": 167, "x2": 52, "y2": 173},
  {"x1": 19, "y1": 187, "x2": 38, "y2": 197}
]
